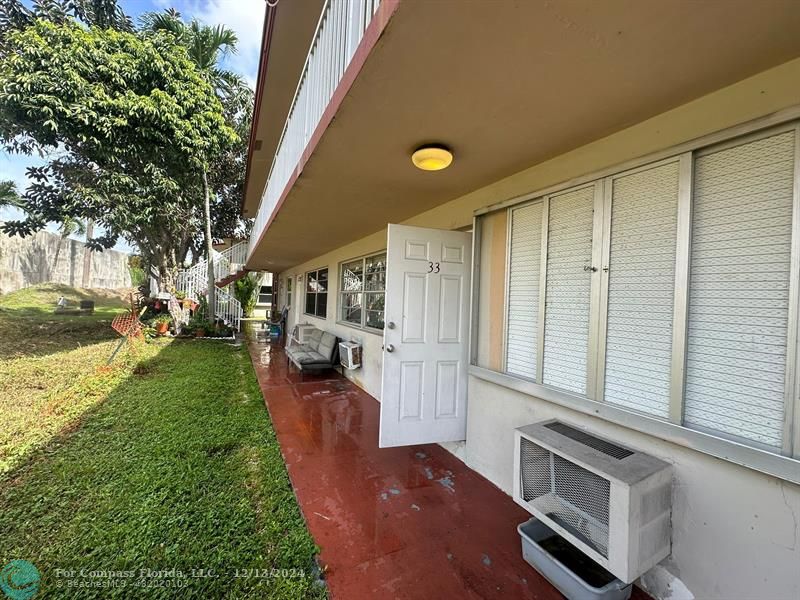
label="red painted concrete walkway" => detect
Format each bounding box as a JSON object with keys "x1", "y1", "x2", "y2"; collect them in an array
[{"x1": 248, "y1": 336, "x2": 648, "y2": 600}]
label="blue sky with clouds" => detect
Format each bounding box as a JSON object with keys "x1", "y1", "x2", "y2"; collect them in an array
[{"x1": 0, "y1": 0, "x2": 265, "y2": 253}]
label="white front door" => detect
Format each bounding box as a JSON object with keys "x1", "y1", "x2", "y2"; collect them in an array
[{"x1": 379, "y1": 224, "x2": 472, "y2": 448}]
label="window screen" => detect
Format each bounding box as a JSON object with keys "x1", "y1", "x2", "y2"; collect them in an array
[
  {"x1": 542, "y1": 185, "x2": 595, "y2": 394},
  {"x1": 684, "y1": 131, "x2": 795, "y2": 447},
  {"x1": 603, "y1": 162, "x2": 680, "y2": 418},
  {"x1": 506, "y1": 202, "x2": 542, "y2": 380}
]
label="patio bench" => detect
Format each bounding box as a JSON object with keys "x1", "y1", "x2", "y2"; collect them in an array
[{"x1": 286, "y1": 326, "x2": 340, "y2": 375}]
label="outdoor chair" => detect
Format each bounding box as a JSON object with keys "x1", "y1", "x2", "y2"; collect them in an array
[{"x1": 285, "y1": 326, "x2": 340, "y2": 376}]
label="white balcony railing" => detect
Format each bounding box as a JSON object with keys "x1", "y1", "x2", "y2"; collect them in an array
[{"x1": 248, "y1": 0, "x2": 382, "y2": 260}]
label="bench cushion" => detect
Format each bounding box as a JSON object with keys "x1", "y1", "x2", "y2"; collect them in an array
[
  {"x1": 306, "y1": 328, "x2": 324, "y2": 351},
  {"x1": 318, "y1": 332, "x2": 337, "y2": 361},
  {"x1": 290, "y1": 350, "x2": 331, "y2": 366}
]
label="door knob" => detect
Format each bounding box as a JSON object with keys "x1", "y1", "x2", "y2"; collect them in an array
[
  {"x1": 387, "y1": 321, "x2": 395, "y2": 329},
  {"x1": 385, "y1": 344, "x2": 395, "y2": 353}
]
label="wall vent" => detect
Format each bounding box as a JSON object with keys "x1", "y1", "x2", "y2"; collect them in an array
[{"x1": 514, "y1": 420, "x2": 672, "y2": 583}]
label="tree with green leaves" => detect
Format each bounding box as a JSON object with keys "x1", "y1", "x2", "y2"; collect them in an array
[
  {"x1": 140, "y1": 9, "x2": 251, "y2": 308},
  {"x1": 1, "y1": 178, "x2": 87, "y2": 239},
  {"x1": 0, "y1": 0, "x2": 133, "y2": 35},
  {"x1": 233, "y1": 273, "x2": 259, "y2": 318},
  {"x1": 0, "y1": 20, "x2": 237, "y2": 291},
  {"x1": 0, "y1": 180, "x2": 20, "y2": 208}
]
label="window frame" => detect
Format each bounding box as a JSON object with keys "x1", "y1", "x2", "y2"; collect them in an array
[
  {"x1": 469, "y1": 110, "x2": 800, "y2": 484},
  {"x1": 286, "y1": 277, "x2": 292, "y2": 311},
  {"x1": 257, "y1": 285, "x2": 273, "y2": 305},
  {"x1": 336, "y1": 251, "x2": 387, "y2": 333},
  {"x1": 304, "y1": 267, "x2": 329, "y2": 318}
]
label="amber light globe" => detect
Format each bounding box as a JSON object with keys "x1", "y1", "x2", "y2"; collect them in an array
[{"x1": 411, "y1": 145, "x2": 453, "y2": 171}]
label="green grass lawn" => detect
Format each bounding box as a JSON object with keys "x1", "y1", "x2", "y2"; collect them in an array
[{"x1": 0, "y1": 286, "x2": 324, "y2": 598}]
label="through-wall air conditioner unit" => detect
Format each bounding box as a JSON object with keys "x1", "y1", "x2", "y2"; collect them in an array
[
  {"x1": 338, "y1": 341, "x2": 362, "y2": 370},
  {"x1": 513, "y1": 420, "x2": 672, "y2": 583}
]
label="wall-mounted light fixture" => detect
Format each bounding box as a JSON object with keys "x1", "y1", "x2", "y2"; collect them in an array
[{"x1": 411, "y1": 144, "x2": 453, "y2": 171}]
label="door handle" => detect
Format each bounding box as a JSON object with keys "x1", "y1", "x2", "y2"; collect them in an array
[
  {"x1": 385, "y1": 344, "x2": 395, "y2": 353},
  {"x1": 387, "y1": 321, "x2": 395, "y2": 329}
]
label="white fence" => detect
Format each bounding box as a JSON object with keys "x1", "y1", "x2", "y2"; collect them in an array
[{"x1": 248, "y1": 0, "x2": 382, "y2": 260}]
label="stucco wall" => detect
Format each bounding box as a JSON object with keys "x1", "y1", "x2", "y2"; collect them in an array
[
  {"x1": 278, "y1": 230, "x2": 387, "y2": 397},
  {"x1": 0, "y1": 229, "x2": 131, "y2": 294},
  {"x1": 272, "y1": 58, "x2": 800, "y2": 599},
  {"x1": 466, "y1": 377, "x2": 799, "y2": 600}
]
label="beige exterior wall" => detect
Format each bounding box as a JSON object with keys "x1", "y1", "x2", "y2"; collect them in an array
[
  {"x1": 272, "y1": 58, "x2": 800, "y2": 599},
  {"x1": 278, "y1": 230, "x2": 388, "y2": 396}
]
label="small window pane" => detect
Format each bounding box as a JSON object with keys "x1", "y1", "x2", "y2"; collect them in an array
[
  {"x1": 341, "y1": 292, "x2": 362, "y2": 324},
  {"x1": 366, "y1": 310, "x2": 384, "y2": 330},
  {"x1": 365, "y1": 254, "x2": 386, "y2": 291},
  {"x1": 316, "y1": 292, "x2": 328, "y2": 317},
  {"x1": 305, "y1": 293, "x2": 316, "y2": 315},
  {"x1": 307, "y1": 271, "x2": 318, "y2": 293},
  {"x1": 365, "y1": 292, "x2": 384, "y2": 312},
  {"x1": 365, "y1": 271, "x2": 385, "y2": 292},
  {"x1": 342, "y1": 260, "x2": 364, "y2": 291}
]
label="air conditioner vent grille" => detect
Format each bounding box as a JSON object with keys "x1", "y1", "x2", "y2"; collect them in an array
[
  {"x1": 544, "y1": 422, "x2": 633, "y2": 460},
  {"x1": 520, "y1": 438, "x2": 611, "y2": 557}
]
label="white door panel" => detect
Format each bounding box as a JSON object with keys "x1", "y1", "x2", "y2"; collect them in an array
[{"x1": 379, "y1": 224, "x2": 472, "y2": 447}]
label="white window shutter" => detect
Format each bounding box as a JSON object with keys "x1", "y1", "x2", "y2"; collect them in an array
[
  {"x1": 685, "y1": 131, "x2": 795, "y2": 447},
  {"x1": 542, "y1": 185, "x2": 595, "y2": 394},
  {"x1": 506, "y1": 203, "x2": 543, "y2": 380},
  {"x1": 603, "y1": 162, "x2": 680, "y2": 418}
]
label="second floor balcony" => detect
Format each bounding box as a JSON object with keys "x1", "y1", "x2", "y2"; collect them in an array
[
  {"x1": 244, "y1": 0, "x2": 389, "y2": 268},
  {"x1": 244, "y1": 0, "x2": 800, "y2": 273}
]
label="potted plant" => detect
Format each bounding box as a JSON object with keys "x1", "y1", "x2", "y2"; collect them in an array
[
  {"x1": 153, "y1": 315, "x2": 171, "y2": 336},
  {"x1": 188, "y1": 315, "x2": 208, "y2": 338}
]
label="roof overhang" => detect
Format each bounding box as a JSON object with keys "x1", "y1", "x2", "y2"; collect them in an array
[
  {"x1": 242, "y1": 0, "x2": 325, "y2": 218},
  {"x1": 247, "y1": 0, "x2": 800, "y2": 271}
]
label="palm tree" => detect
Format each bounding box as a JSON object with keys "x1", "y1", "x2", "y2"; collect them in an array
[
  {"x1": 140, "y1": 10, "x2": 249, "y2": 313},
  {"x1": 1, "y1": 179, "x2": 86, "y2": 237},
  {"x1": 140, "y1": 10, "x2": 246, "y2": 98},
  {"x1": 0, "y1": 180, "x2": 21, "y2": 208}
]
